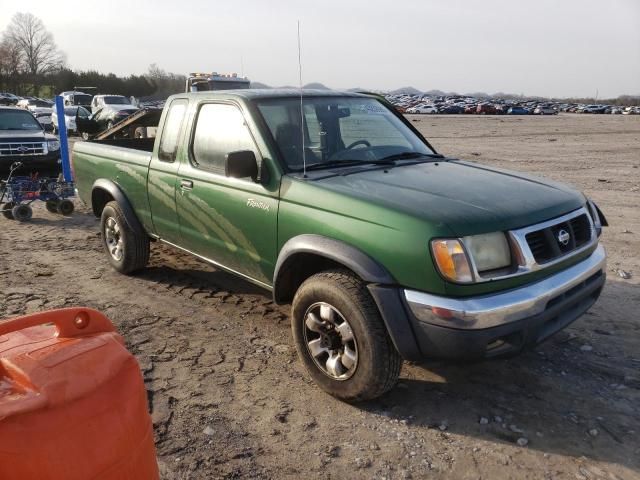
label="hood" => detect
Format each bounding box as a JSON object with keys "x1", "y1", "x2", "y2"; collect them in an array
[
  {"x1": 30, "y1": 107, "x2": 52, "y2": 114},
  {"x1": 0, "y1": 129, "x2": 46, "y2": 141},
  {"x1": 312, "y1": 160, "x2": 585, "y2": 235}
]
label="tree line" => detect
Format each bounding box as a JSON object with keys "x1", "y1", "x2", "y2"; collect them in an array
[{"x1": 0, "y1": 12, "x2": 185, "y2": 98}]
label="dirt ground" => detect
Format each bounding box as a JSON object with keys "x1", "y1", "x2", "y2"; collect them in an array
[{"x1": 1, "y1": 113, "x2": 639, "y2": 479}]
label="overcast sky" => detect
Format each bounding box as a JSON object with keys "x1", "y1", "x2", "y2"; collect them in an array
[{"x1": 2, "y1": 0, "x2": 639, "y2": 98}]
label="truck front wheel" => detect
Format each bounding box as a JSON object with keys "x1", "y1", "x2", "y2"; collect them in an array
[
  {"x1": 291, "y1": 269, "x2": 402, "y2": 402},
  {"x1": 100, "y1": 201, "x2": 149, "y2": 274}
]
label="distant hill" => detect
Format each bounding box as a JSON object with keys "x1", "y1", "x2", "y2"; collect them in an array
[
  {"x1": 389, "y1": 86, "x2": 423, "y2": 95},
  {"x1": 466, "y1": 91, "x2": 490, "y2": 99},
  {"x1": 303, "y1": 82, "x2": 330, "y2": 90},
  {"x1": 250, "y1": 81, "x2": 271, "y2": 89}
]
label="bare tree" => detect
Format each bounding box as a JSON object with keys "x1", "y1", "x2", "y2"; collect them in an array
[
  {"x1": 145, "y1": 63, "x2": 185, "y2": 97},
  {"x1": 0, "y1": 37, "x2": 23, "y2": 91},
  {"x1": 0, "y1": 39, "x2": 21, "y2": 73},
  {"x1": 147, "y1": 63, "x2": 167, "y2": 80},
  {"x1": 3, "y1": 12, "x2": 65, "y2": 90}
]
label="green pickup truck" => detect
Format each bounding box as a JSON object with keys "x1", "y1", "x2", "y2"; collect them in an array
[{"x1": 73, "y1": 90, "x2": 607, "y2": 401}]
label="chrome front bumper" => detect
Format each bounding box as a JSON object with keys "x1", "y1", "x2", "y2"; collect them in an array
[{"x1": 405, "y1": 244, "x2": 606, "y2": 330}]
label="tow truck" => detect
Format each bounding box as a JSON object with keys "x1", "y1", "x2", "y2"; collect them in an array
[{"x1": 185, "y1": 72, "x2": 250, "y2": 92}]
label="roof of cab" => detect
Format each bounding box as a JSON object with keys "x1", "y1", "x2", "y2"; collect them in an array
[{"x1": 179, "y1": 88, "x2": 369, "y2": 101}]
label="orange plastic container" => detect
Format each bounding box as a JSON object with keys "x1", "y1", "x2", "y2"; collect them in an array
[{"x1": 0, "y1": 308, "x2": 159, "y2": 480}]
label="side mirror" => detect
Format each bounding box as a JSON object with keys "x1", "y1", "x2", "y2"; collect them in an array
[{"x1": 225, "y1": 150, "x2": 258, "y2": 181}]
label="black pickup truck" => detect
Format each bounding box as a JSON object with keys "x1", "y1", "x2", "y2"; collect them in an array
[{"x1": 0, "y1": 106, "x2": 61, "y2": 177}]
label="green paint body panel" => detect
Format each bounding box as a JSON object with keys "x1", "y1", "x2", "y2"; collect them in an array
[
  {"x1": 73, "y1": 142, "x2": 154, "y2": 232},
  {"x1": 73, "y1": 90, "x2": 592, "y2": 299}
]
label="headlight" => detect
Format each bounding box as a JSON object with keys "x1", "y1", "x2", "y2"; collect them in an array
[
  {"x1": 431, "y1": 232, "x2": 511, "y2": 283},
  {"x1": 47, "y1": 140, "x2": 60, "y2": 151},
  {"x1": 431, "y1": 239, "x2": 473, "y2": 283},
  {"x1": 462, "y1": 232, "x2": 511, "y2": 272}
]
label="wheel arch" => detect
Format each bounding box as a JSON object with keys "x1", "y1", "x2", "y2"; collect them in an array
[
  {"x1": 91, "y1": 179, "x2": 143, "y2": 233},
  {"x1": 274, "y1": 235, "x2": 423, "y2": 361},
  {"x1": 272, "y1": 234, "x2": 395, "y2": 305}
]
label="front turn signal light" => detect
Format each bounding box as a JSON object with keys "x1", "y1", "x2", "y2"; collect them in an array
[{"x1": 431, "y1": 239, "x2": 473, "y2": 283}]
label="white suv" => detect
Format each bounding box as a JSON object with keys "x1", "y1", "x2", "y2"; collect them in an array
[{"x1": 90, "y1": 95, "x2": 135, "y2": 113}]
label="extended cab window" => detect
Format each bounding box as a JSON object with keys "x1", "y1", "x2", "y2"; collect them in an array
[
  {"x1": 191, "y1": 103, "x2": 258, "y2": 175},
  {"x1": 158, "y1": 99, "x2": 188, "y2": 162}
]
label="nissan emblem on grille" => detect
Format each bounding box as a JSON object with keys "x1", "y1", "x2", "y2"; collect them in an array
[{"x1": 557, "y1": 229, "x2": 570, "y2": 246}]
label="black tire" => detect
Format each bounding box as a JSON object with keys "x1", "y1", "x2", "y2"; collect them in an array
[
  {"x1": 291, "y1": 269, "x2": 402, "y2": 402},
  {"x1": 46, "y1": 200, "x2": 59, "y2": 213},
  {"x1": 12, "y1": 204, "x2": 32, "y2": 222},
  {"x1": 100, "y1": 201, "x2": 149, "y2": 274},
  {"x1": 2, "y1": 201, "x2": 16, "y2": 220},
  {"x1": 57, "y1": 199, "x2": 74, "y2": 216}
]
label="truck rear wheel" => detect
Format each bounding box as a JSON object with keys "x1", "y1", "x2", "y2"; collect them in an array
[
  {"x1": 291, "y1": 269, "x2": 402, "y2": 402},
  {"x1": 100, "y1": 201, "x2": 149, "y2": 274}
]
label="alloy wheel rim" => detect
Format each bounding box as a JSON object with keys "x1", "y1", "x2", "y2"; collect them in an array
[
  {"x1": 303, "y1": 302, "x2": 358, "y2": 381},
  {"x1": 104, "y1": 217, "x2": 124, "y2": 261}
]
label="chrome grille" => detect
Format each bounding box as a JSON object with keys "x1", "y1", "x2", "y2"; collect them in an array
[
  {"x1": 0, "y1": 142, "x2": 46, "y2": 156},
  {"x1": 525, "y1": 213, "x2": 593, "y2": 264}
]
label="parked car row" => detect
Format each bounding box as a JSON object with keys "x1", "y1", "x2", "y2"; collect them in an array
[
  {"x1": 0, "y1": 91, "x2": 146, "y2": 137},
  {"x1": 386, "y1": 93, "x2": 639, "y2": 115}
]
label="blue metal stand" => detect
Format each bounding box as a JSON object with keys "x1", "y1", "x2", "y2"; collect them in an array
[{"x1": 55, "y1": 96, "x2": 73, "y2": 182}]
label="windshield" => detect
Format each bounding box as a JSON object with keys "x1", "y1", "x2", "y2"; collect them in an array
[
  {"x1": 0, "y1": 110, "x2": 43, "y2": 131},
  {"x1": 256, "y1": 97, "x2": 434, "y2": 171},
  {"x1": 73, "y1": 94, "x2": 92, "y2": 105},
  {"x1": 103, "y1": 96, "x2": 130, "y2": 105},
  {"x1": 64, "y1": 107, "x2": 83, "y2": 116}
]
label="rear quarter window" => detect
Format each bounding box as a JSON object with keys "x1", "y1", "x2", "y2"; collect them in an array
[{"x1": 158, "y1": 99, "x2": 188, "y2": 162}]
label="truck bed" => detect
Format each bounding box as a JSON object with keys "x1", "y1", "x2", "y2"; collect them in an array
[
  {"x1": 73, "y1": 140, "x2": 155, "y2": 232},
  {"x1": 94, "y1": 138, "x2": 155, "y2": 152}
]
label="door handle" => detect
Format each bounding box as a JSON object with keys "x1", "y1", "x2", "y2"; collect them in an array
[{"x1": 180, "y1": 179, "x2": 193, "y2": 190}]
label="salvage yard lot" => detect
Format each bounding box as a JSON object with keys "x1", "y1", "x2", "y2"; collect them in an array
[{"x1": 1, "y1": 114, "x2": 639, "y2": 479}]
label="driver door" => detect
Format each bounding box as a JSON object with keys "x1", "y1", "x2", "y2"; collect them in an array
[
  {"x1": 175, "y1": 102, "x2": 279, "y2": 285},
  {"x1": 75, "y1": 108, "x2": 101, "y2": 137}
]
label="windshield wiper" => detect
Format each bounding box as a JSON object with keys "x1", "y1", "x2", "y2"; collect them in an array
[
  {"x1": 303, "y1": 159, "x2": 396, "y2": 171},
  {"x1": 380, "y1": 152, "x2": 444, "y2": 162}
]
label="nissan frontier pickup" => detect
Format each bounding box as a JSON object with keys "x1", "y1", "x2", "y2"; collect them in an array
[{"x1": 73, "y1": 90, "x2": 607, "y2": 401}]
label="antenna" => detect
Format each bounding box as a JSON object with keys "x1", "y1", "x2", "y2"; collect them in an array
[{"x1": 298, "y1": 20, "x2": 306, "y2": 178}]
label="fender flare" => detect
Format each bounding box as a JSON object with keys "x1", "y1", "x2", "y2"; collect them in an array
[
  {"x1": 273, "y1": 234, "x2": 395, "y2": 296},
  {"x1": 91, "y1": 179, "x2": 144, "y2": 232},
  {"x1": 273, "y1": 234, "x2": 423, "y2": 360}
]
